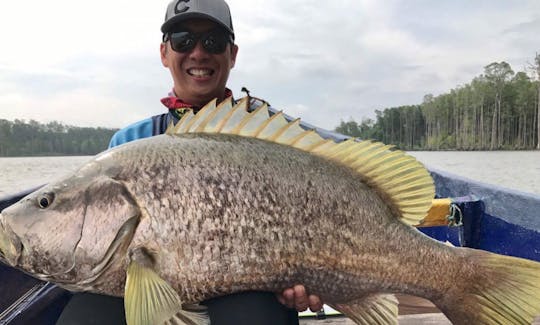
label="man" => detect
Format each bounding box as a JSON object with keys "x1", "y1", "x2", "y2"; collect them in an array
[{"x1": 57, "y1": 0, "x2": 323, "y2": 324}]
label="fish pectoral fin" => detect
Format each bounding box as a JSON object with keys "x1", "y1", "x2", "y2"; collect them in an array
[
  {"x1": 124, "y1": 261, "x2": 209, "y2": 325},
  {"x1": 331, "y1": 293, "x2": 398, "y2": 325}
]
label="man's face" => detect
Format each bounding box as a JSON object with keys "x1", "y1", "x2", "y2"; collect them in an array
[{"x1": 160, "y1": 19, "x2": 238, "y2": 106}]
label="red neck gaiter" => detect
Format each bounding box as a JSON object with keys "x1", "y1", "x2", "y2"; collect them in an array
[{"x1": 161, "y1": 89, "x2": 234, "y2": 119}]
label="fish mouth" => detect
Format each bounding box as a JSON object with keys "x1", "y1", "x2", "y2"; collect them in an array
[{"x1": 0, "y1": 216, "x2": 22, "y2": 266}]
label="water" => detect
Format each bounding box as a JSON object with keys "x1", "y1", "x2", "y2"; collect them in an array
[
  {"x1": 0, "y1": 151, "x2": 539, "y2": 197},
  {"x1": 0, "y1": 156, "x2": 91, "y2": 196},
  {"x1": 408, "y1": 151, "x2": 540, "y2": 196}
]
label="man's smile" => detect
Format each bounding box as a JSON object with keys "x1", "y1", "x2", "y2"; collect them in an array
[{"x1": 187, "y1": 68, "x2": 214, "y2": 77}]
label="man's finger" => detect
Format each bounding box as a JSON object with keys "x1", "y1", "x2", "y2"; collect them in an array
[
  {"x1": 308, "y1": 294, "x2": 323, "y2": 312},
  {"x1": 276, "y1": 293, "x2": 286, "y2": 306},
  {"x1": 281, "y1": 288, "x2": 295, "y2": 308},
  {"x1": 293, "y1": 285, "x2": 309, "y2": 311}
]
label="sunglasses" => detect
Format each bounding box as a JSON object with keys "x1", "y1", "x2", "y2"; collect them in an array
[{"x1": 163, "y1": 28, "x2": 233, "y2": 54}]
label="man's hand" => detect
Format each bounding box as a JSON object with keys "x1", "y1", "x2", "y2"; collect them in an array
[{"x1": 276, "y1": 285, "x2": 323, "y2": 312}]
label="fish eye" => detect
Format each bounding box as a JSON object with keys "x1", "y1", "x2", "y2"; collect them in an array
[{"x1": 38, "y1": 193, "x2": 54, "y2": 209}]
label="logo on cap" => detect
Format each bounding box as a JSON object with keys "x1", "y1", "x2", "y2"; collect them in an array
[{"x1": 175, "y1": 0, "x2": 190, "y2": 14}]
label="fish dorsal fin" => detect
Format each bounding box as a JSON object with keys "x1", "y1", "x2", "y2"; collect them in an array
[{"x1": 171, "y1": 97, "x2": 434, "y2": 225}]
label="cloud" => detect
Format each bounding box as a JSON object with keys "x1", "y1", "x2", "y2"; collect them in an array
[
  {"x1": 1, "y1": 0, "x2": 539, "y2": 131},
  {"x1": 0, "y1": 88, "x2": 163, "y2": 129},
  {"x1": 0, "y1": 52, "x2": 170, "y2": 128}
]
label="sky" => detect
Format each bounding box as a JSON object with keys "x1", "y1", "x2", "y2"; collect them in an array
[{"x1": 0, "y1": 0, "x2": 539, "y2": 130}]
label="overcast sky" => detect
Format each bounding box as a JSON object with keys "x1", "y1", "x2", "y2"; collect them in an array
[{"x1": 1, "y1": 0, "x2": 539, "y2": 130}]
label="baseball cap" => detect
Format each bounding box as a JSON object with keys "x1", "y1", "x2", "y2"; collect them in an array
[{"x1": 162, "y1": 0, "x2": 234, "y2": 39}]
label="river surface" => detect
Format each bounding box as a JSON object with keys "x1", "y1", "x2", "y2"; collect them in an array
[
  {"x1": 408, "y1": 150, "x2": 540, "y2": 196},
  {"x1": 0, "y1": 151, "x2": 539, "y2": 197}
]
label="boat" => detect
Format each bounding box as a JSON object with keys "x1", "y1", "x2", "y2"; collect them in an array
[{"x1": 1, "y1": 111, "x2": 540, "y2": 324}]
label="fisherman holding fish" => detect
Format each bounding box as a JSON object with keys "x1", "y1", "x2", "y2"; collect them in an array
[
  {"x1": 3, "y1": 0, "x2": 540, "y2": 324},
  {"x1": 56, "y1": 0, "x2": 323, "y2": 324}
]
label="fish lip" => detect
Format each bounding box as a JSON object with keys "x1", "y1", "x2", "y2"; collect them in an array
[{"x1": 0, "y1": 216, "x2": 22, "y2": 266}]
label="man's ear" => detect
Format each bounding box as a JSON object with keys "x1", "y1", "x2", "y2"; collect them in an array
[
  {"x1": 230, "y1": 44, "x2": 239, "y2": 69},
  {"x1": 160, "y1": 43, "x2": 169, "y2": 67}
]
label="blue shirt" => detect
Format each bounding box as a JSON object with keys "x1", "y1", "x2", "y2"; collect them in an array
[{"x1": 108, "y1": 97, "x2": 348, "y2": 149}]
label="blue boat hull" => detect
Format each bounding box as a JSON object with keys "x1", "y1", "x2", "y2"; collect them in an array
[{"x1": 426, "y1": 169, "x2": 540, "y2": 262}]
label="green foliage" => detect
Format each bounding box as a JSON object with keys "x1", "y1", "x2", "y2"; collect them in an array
[
  {"x1": 335, "y1": 118, "x2": 377, "y2": 140},
  {"x1": 335, "y1": 55, "x2": 540, "y2": 150},
  {"x1": 0, "y1": 119, "x2": 118, "y2": 157}
]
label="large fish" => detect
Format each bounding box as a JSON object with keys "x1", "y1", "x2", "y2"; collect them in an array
[{"x1": 1, "y1": 98, "x2": 540, "y2": 325}]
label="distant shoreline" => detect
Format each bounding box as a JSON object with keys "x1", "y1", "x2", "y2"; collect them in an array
[{"x1": 0, "y1": 119, "x2": 117, "y2": 157}]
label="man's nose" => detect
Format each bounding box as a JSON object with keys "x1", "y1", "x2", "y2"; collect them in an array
[{"x1": 189, "y1": 41, "x2": 210, "y2": 59}]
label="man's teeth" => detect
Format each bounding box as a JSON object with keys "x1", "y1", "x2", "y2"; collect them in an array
[{"x1": 188, "y1": 69, "x2": 213, "y2": 77}]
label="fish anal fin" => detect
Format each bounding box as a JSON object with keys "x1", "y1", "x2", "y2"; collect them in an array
[
  {"x1": 331, "y1": 293, "x2": 398, "y2": 325},
  {"x1": 124, "y1": 260, "x2": 209, "y2": 325}
]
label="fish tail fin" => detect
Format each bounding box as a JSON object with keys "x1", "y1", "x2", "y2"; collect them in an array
[{"x1": 434, "y1": 249, "x2": 540, "y2": 325}]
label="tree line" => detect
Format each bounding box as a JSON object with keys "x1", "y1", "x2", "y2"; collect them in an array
[
  {"x1": 335, "y1": 54, "x2": 540, "y2": 150},
  {"x1": 0, "y1": 119, "x2": 118, "y2": 156}
]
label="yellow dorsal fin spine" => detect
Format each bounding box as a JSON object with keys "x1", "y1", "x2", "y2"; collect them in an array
[
  {"x1": 304, "y1": 138, "x2": 334, "y2": 152},
  {"x1": 344, "y1": 144, "x2": 396, "y2": 168},
  {"x1": 308, "y1": 138, "x2": 336, "y2": 153},
  {"x1": 178, "y1": 100, "x2": 212, "y2": 133},
  {"x1": 172, "y1": 98, "x2": 435, "y2": 225},
  {"x1": 217, "y1": 98, "x2": 249, "y2": 133},
  {"x1": 371, "y1": 165, "x2": 425, "y2": 182},
  {"x1": 253, "y1": 110, "x2": 281, "y2": 137},
  {"x1": 188, "y1": 99, "x2": 218, "y2": 132},
  {"x1": 193, "y1": 98, "x2": 230, "y2": 133},
  {"x1": 351, "y1": 151, "x2": 408, "y2": 170},
  {"x1": 254, "y1": 111, "x2": 287, "y2": 139},
  {"x1": 342, "y1": 142, "x2": 390, "y2": 169},
  {"x1": 324, "y1": 139, "x2": 361, "y2": 158},
  {"x1": 233, "y1": 103, "x2": 270, "y2": 136},
  {"x1": 268, "y1": 118, "x2": 302, "y2": 143},
  {"x1": 165, "y1": 120, "x2": 175, "y2": 135},
  {"x1": 290, "y1": 130, "x2": 323, "y2": 149},
  {"x1": 201, "y1": 98, "x2": 235, "y2": 133},
  {"x1": 363, "y1": 155, "x2": 412, "y2": 175},
  {"x1": 210, "y1": 98, "x2": 242, "y2": 133},
  {"x1": 352, "y1": 149, "x2": 403, "y2": 169},
  {"x1": 174, "y1": 110, "x2": 196, "y2": 134},
  {"x1": 339, "y1": 141, "x2": 385, "y2": 164}
]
